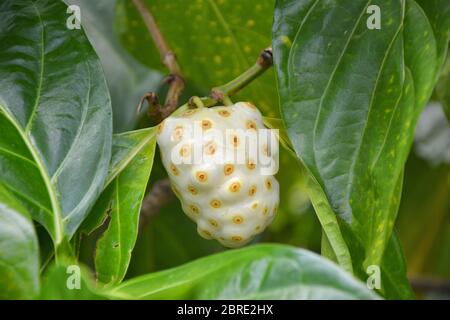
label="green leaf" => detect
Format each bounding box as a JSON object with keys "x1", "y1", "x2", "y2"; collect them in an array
[
  {"x1": 273, "y1": 0, "x2": 450, "y2": 288},
  {"x1": 436, "y1": 54, "x2": 450, "y2": 121},
  {"x1": 80, "y1": 127, "x2": 158, "y2": 235},
  {"x1": 115, "y1": 0, "x2": 279, "y2": 116},
  {"x1": 263, "y1": 116, "x2": 294, "y2": 151},
  {"x1": 40, "y1": 263, "x2": 104, "y2": 300},
  {"x1": 0, "y1": 183, "x2": 40, "y2": 299},
  {"x1": 94, "y1": 128, "x2": 157, "y2": 285},
  {"x1": 104, "y1": 244, "x2": 379, "y2": 299},
  {"x1": 397, "y1": 153, "x2": 450, "y2": 277},
  {"x1": 66, "y1": 0, "x2": 163, "y2": 132},
  {"x1": 0, "y1": 0, "x2": 112, "y2": 246},
  {"x1": 128, "y1": 200, "x2": 224, "y2": 276},
  {"x1": 264, "y1": 116, "x2": 353, "y2": 273}
]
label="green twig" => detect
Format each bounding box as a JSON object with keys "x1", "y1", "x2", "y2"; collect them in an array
[{"x1": 210, "y1": 47, "x2": 273, "y2": 103}]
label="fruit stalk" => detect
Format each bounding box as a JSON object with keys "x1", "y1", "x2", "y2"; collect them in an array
[{"x1": 210, "y1": 47, "x2": 273, "y2": 102}]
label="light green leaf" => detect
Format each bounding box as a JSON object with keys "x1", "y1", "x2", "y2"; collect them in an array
[
  {"x1": 0, "y1": 0, "x2": 112, "y2": 246},
  {"x1": 104, "y1": 244, "x2": 378, "y2": 300},
  {"x1": 40, "y1": 263, "x2": 103, "y2": 300},
  {"x1": 115, "y1": 0, "x2": 279, "y2": 116},
  {"x1": 435, "y1": 55, "x2": 450, "y2": 121},
  {"x1": 0, "y1": 183, "x2": 40, "y2": 299},
  {"x1": 95, "y1": 128, "x2": 157, "y2": 285},
  {"x1": 80, "y1": 127, "x2": 157, "y2": 235},
  {"x1": 273, "y1": 0, "x2": 450, "y2": 296}
]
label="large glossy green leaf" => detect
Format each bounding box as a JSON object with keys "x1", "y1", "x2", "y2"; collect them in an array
[
  {"x1": 66, "y1": 0, "x2": 163, "y2": 132},
  {"x1": 0, "y1": 0, "x2": 112, "y2": 246},
  {"x1": 105, "y1": 244, "x2": 378, "y2": 299},
  {"x1": 115, "y1": 0, "x2": 279, "y2": 116},
  {"x1": 0, "y1": 183, "x2": 40, "y2": 299},
  {"x1": 95, "y1": 128, "x2": 157, "y2": 285},
  {"x1": 273, "y1": 0, "x2": 450, "y2": 284}
]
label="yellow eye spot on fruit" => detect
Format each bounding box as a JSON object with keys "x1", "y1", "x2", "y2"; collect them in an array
[
  {"x1": 229, "y1": 181, "x2": 241, "y2": 193},
  {"x1": 246, "y1": 160, "x2": 256, "y2": 170},
  {"x1": 189, "y1": 204, "x2": 200, "y2": 215},
  {"x1": 172, "y1": 185, "x2": 181, "y2": 198},
  {"x1": 245, "y1": 102, "x2": 257, "y2": 110},
  {"x1": 210, "y1": 199, "x2": 222, "y2": 208},
  {"x1": 231, "y1": 235, "x2": 243, "y2": 242},
  {"x1": 196, "y1": 171, "x2": 208, "y2": 182},
  {"x1": 201, "y1": 229, "x2": 212, "y2": 238},
  {"x1": 231, "y1": 135, "x2": 239, "y2": 147},
  {"x1": 224, "y1": 164, "x2": 234, "y2": 176},
  {"x1": 209, "y1": 219, "x2": 219, "y2": 228},
  {"x1": 183, "y1": 109, "x2": 197, "y2": 116},
  {"x1": 170, "y1": 164, "x2": 179, "y2": 176},
  {"x1": 201, "y1": 119, "x2": 212, "y2": 130},
  {"x1": 265, "y1": 178, "x2": 272, "y2": 190},
  {"x1": 172, "y1": 125, "x2": 184, "y2": 141},
  {"x1": 204, "y1": 141, "x2": 217, "y2": 155},
  {"x1": 263, "y1": 206, "x2": 269, "y2": 216},
  {"x1": 246, "y1": 120, "x2": 257, "y2": 130},
  {"x1": 248, "y1": 185, "x2": 257, "y2": 196},
  {"x1": 255, "y1": 225, "x2": 261, "y2": 231},
  {"x1": 179, "y1": 144, "x2": 191, "y2": 157},
  {"x1": 232, "y1": 215, "x2": 244, "y2": 224},
  {"x1": 251, "y1": 202, "x2": 258, "y2": 210},
  {"x1": 273, "y1": 205, "x2": 278, "y2": 215},
  {"x1": 218, "y1": 109, "x2": 231, "y2": 117},
  {"x1": 187, "y1": 185, "x2": 198, "y2": 195}
]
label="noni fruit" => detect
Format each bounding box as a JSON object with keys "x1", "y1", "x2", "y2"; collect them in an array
[{"x1": 156, "y1": 101, "x2": 279, "y2": 248}]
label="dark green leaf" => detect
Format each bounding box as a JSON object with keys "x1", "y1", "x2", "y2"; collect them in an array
[
  {"x1": 273, "y1": 0, "x2": 450, "y2": 294},
  {"x1": 105, "y1": 244, "x2": 379, "y2": 299},
  {"x1": 0, "y1": 183, "x2": 40, "y2": 299},
  {"x1": 115, "y1": 0, "x2": 279, "y2": 116},
  {"x1": 0, "y1": 0, "x2": 112, "y2": 246},
  {"x1": 95, "y1": 128, "x2": 157, "y2": 285}
]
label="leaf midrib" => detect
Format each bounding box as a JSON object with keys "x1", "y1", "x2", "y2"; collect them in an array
[
  {"x1": 105, "y1": 128, "x2": 156, "y2": 187},
  {"x1": 1, "y1": 2, "x2": 64, "y2": 245},
  {"x1": 0, "y1": 107, "x2": 64, "y2": 244},
  {"x1": 310, "y1": 1, "x2": 372, "y2": 190},
  {"x1": 347, "y1": 3, "x2": 406, "y2": 204},
  {"x1": 24, "y1": 1, "x2": 45, "y2": 134}
]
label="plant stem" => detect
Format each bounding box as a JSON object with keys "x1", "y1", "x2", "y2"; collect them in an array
[
  {"x1": 209, "y1": 47, "x2": 273, "y2": 105},
  {"x1": 132, "y1": 0, "x2": 184, "y2": 119}
]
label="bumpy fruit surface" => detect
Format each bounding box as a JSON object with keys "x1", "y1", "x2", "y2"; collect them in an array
[{"x1": 156, "y1": 102, "x2": 279, "y2": 248}]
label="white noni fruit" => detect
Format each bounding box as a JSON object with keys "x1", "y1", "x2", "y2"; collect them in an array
[{"x1": 156, "y1": 101, "x2": 279, "y2": 248}]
